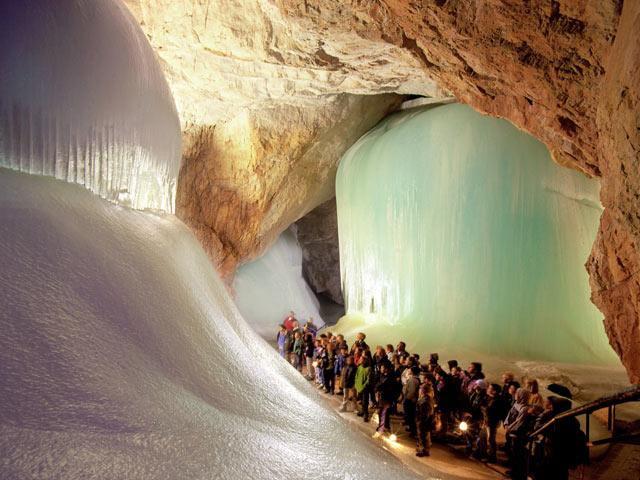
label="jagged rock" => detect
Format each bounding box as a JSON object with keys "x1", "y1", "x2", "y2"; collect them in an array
[
  {"x1": 176, "y1": 94, "x2": 403, "y2": 279},
  {"x1": 587, "y1": 1, "x2": 640, "y2": 384},
  {"x1": 295, "y1": 199, "x2": 343, "y2": 305}
]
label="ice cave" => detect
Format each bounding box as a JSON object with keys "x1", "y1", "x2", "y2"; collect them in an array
[{"x1": 1, "y1": 0, "x2": 639, "y2": 479}]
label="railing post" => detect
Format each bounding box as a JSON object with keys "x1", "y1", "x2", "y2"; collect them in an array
[
  {"x1": 586, "y1": 413, "x2": 590, "y2": 442},
  {"x1": 612, "y1": 404, "x2": 616, "y2": 434}
]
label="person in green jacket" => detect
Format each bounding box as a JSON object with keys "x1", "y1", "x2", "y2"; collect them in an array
[{"x1": 355, "y1": 356, "x2": 372, "y2": 422}]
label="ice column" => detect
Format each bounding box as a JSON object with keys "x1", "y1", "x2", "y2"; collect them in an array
[
  {"x1": 234, "y1": 228, "x2": 325, "y2": 339},
  {"x1": 0, "y1": 0, "x2": 181, "y2": 212},
  {"x1": 336, "y1": 103, "x2": 617, "y2": 364}
]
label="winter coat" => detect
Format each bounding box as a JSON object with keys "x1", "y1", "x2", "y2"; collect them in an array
[
  {"x1": 487, "y1": 395, "x2": 506, "y2": 427},
  {"x1": 416, "y1": 395, "x2": 435, "y2": 430},
  {"x1": 303, "y1": 338, "x2": 314, "y2": 358},
  {"x1": 354, "y1": 365, "x2": 371, "y2": 394},
  {"x1": 276, "y1": 331, "x2": 287, "y2": 349},
  {"x1": 375, "y1": 374, "x2": 397, "y2": 404},
  {"x1": 342, "y1": 364, "x2": 357, "y2": 389},
  {"x1": 334, "y1": 353, "x2": 346, "y2": 375},
  {"x1": 322, "y1": 350, "x2": 335, "y2": 372},
  {"x1": 403, "y1": 375, "x2": 420, "y2": 402}
]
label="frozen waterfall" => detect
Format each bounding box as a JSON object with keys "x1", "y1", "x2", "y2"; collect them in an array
[
  {"x1": 336, "y1": 103, "x2": 617, "y2": 365},
  {"x1": 234, "y1": 228, "x2": 325, "y2": 339},
  {"x1": 0, "y1": 0, "x2": 181, "y2": 212}
]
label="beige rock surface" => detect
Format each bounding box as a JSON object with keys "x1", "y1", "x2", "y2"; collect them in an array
[
  {"x1": 124, "y1": 0, "x2": 640, "y2": 381},
  {"x1": 176, "y1": 93, "x2": 402, "y2": 279}
]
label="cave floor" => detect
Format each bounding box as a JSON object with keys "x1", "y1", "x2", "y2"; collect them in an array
[
  {"x1": 311, "y1": 384, "x2": 505, "y2": 480},
  {"x1": 310, "y1": 382, "x2": 639, "y2": 480}
]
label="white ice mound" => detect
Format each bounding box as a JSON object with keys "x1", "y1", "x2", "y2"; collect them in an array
[
  {"x1": 0, "y1": 169, "x2": 422, "y2": 479},
  {"x1": 234, "y1": 228, "x2": 325, "y2": 339},
  {"x1": 0, "y1": 0, "x2": 181, "y2": 212}
]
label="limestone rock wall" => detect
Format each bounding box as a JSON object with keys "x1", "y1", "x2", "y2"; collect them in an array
[
  {"x1": 587, "y1": 1, "x2": 640, "y2": 384},
  {"x1": 294, "y1": 199, "x2": 343, "y2": 305},
  {"x1": 176, "y1": 94, "x2": 402, "y2": 279}
]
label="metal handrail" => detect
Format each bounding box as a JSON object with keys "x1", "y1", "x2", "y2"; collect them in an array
[{"x1": 529, "y1": 386, "x2": 640, "y2": 439}]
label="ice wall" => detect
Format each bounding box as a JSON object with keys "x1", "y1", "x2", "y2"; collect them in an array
[
  {"x1": 0, "y1": 169, "x2": 426, "y2": 479},
  {"x1": 0, "y1": 0, "x2": 181, "y2": 212},
  {"x1": 336, "y1": 103, "x2": 617, "y2": 365},
  {"x1": 234, "y1": 228, "x2": 325, "y2": 339}
]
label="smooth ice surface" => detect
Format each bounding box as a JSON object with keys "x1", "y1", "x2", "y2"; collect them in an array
[
  {"x1": 0, "y1": 169, "x2": 426, "y2": 479},
  {"x1": 0, "y1": 0, "x2": 181, "y2": 212},
  {"x1": 336, "y1": 103, "x2": 617, "y2": 365},
  {"x1": 234, "y1": 229, "x2": 325, "y2": 339}
]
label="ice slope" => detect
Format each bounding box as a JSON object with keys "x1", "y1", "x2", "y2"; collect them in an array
[
  {"x1": 0, "y1": 0, "x2": 181, "y2": 212},
  {"x1": 0, "y1": 169, "x2": 426, "y2": 480},
  {"x1": 234, "y1": 228, "x2": 325, "y2": 339},
  {"x1": 336, "y1": 103, "x2": 617, "y2": 365}
]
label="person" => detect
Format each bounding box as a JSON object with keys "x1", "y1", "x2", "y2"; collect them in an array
[
  {"x1": 428, "y1": 353, "x2": 440, "y2": 369},
  {"x1": 396, "y1": 341, "x2": 409, "y2": 360},
  {"x1": 340, "y1": 355, "x2": 358, "y2": 412},
  {"x1": 385, "y1": 344, "x2": 395, "y2": 362},
  {"x1": 276, "y1": 324, "x2": 287, "y2": 358},
  {"x1": 416, "y1": 382, "x2": 435, "y2": 457},
  {"x1": 462, "y1": 362, "x2": 485, "y2": 394},
  {"x1": 313, "y1": 338, "x2": 324, "y2": 387},
  {"x1": 467, "y1": 379, "x2": 488, "y2": 459},
  {"x1": 447, "y1": 359, "x2": 459, "y2": 375},
  {"x1": 353, "y1": 346, "x2": 363, "y2": 366},
  {"x1": 434, "y1": 367, "x2": 457, "y2": 436},
  {"x1": 504, "y1": 388, "x2": 535, "y2": 480},
  {"x1": 375, "y1": 362, "x2": 397, "y2": 434},
  {"x1": 485, "y1": 383, "x2": 505, "y2": 463},
  {"x1": 284, "y1": 327, "x2": 295, "y2": 365},
  {"x1": 350, "y1": 332, "x2": 369, "y2": 353},
  {"x1": 282, "y1": 311, "x2": 296, "y2": 331},
  {"x1": 401, "y1": 356, "x2": 416, "y2": 386},
  {"x1": 322, "y1": 343, "x2": 336, "y2": 394},
  {"x1": 402, "y1": 366, "x2": 420, "y2": 437},
  {"x1": 292, "y1": 331, "x2": 303, "y2": 371},
  {"x1": 334, "y1": 346, "x2": 347, "y2": 395},
  {"x1": 303, "y1": 317, "x2": 318, "y2": 338},
  {"x1": 526, "y1": 379, "x2": 544, "y2": 409},
  {"x1": 303, "y1": 333, "x2": 315, "y2": 380},
  {"x1": 335, "y1": 334, "x2": 348, "y2": 352},
  {"x1": 373, "y1": 345, "x2": 387, "y2": 369},
  {"x1": 355, "y1": 356, "x2": 372, "y2": 422},
  {"x1": 500, "y1": 372, "x2": 518, "y2": 406},
  {"x1": 533, "y1": 397, "x2": 585, "y2": 480}
]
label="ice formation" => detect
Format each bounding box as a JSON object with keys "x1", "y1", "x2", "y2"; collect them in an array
[
  {"x1": 0, "y1": 169, "x2": 428, "y2": 479},
  {"x1": 234, "y1": 228, "x2": 325, "y2": 339},
  {"x1": 0, "y1": 0, "x2": 181, "y2": 212},
  {"x1": 336, "y1": 103, "x2": 617, "y2": 365}
]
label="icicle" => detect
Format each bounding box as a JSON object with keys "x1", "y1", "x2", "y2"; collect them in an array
[{"x1": 0, "y1": 0, "x2": 181, "y2": 212}]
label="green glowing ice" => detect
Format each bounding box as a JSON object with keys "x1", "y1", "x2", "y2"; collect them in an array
[{"x1": 336, "y1": 103, "x2": 617, "y2": 364}]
